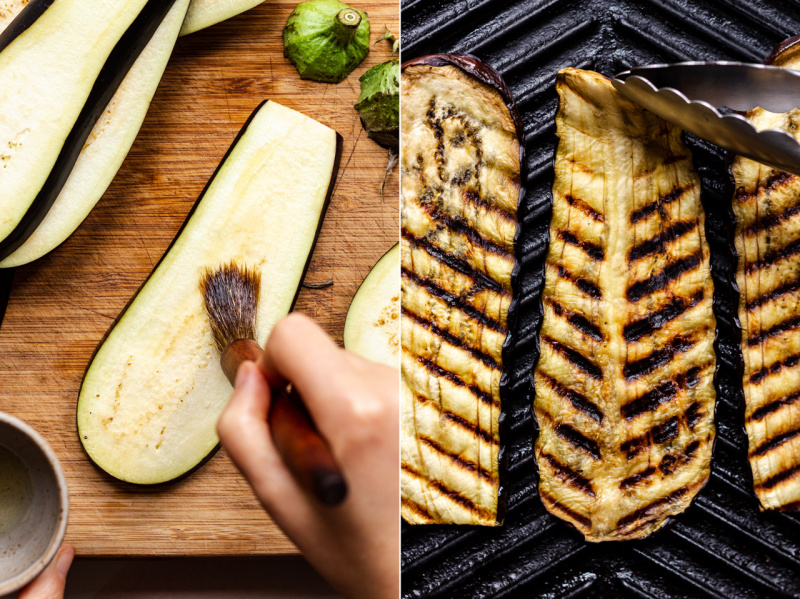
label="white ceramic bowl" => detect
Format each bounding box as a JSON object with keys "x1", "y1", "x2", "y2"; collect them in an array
[{"x1": 0, "y1": 412, "x2": 68, "y2": 595}]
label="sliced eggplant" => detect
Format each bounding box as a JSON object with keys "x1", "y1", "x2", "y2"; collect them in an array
[
  {"x1": 731, "y1": 36, "x2": 800, "y2": 512},
  {"x1": 0, "y1": 0, "x2": 178, "y2": 259},
  {"x1": 400, "y1": 54, "x2": 522, "y2": 526},
  {"x1": 0, "y1": 0, "x2": 191, "y2": 268},
  {"x1": 180, "y1": 0, "x2": 265, "y2": 36},
  {"x1": 77, "y1": 101, "x2": 341, "y2": 485},
  {"x1": 343, "y1": 243, "x2": 399, "y2": 369},
  {"x1": 535, "y1": 68, "x2": 716, "y2": 541}
]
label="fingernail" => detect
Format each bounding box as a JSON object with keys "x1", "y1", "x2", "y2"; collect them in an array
[
  {"x1": 235, "y1": 361, "x2": 254, "y2": 388},
  {"x1": 55, "y1": 544, "x2": 74, "y2": 577}
]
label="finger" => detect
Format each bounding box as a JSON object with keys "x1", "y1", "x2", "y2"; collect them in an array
[
  {"x1": 260, "y1": 314, "x2": 352, "y2": 431},
  {"x1": 216, "y1": 361, "x2": 306, "y2": 507},
  {"x1": 18, "y1": 543, "x2": 74, "y2": 599}
]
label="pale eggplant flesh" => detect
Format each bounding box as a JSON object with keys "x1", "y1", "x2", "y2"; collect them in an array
[
  {"x1": 343, "y1": 243, "x2": 400, "y2": 369},
  {"x1": 76, "y1": 101, "x2": 341, "y2": 485},
  {"x1": 731, "y1": 36, "x2": 800, "y2": 512},
  {"x1": 400, "y1": 55, "x2": 521, "y2": 526},
  {"x1": 0, "y1": 0, "x2": 179, "y2": 259},
  {"x1": 179, "y1": 0, "x2": 264, "y2": 36},
  {"x1": 0, "y1": 0, "x2": 190, "y2": 268},
  {"x1": 534, "y1": 68, "x2": 716, "y2": 541}
]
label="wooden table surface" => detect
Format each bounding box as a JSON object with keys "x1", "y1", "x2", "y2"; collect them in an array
[{"x1": 0, "y1": 0, "x2": 398, "y2": 556}]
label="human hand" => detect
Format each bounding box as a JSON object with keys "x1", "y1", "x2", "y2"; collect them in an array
[
  {"x1": 16, "y1": 543, "x2": 74, "y2": 599},
  {"x1": 217, "y1": 313, "x2": 399, "y2": 599}
]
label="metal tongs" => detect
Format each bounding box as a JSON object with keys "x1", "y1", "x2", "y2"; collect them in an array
[{"x1": 612, "y1": 62, "x2": 800, "y2": 175}]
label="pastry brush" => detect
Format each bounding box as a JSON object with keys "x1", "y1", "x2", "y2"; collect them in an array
[{"x1": 200, "y1": 261, "x2": 347, "y2": 506}]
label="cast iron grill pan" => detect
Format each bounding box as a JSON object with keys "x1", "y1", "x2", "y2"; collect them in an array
[{"x1": 401, "y1": 0, "x2": 800, "y2": 597}]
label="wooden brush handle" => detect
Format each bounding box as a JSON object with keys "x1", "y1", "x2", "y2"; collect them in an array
[{"x1": 221, "y1": 339, "x2": 347, "y2": 506}]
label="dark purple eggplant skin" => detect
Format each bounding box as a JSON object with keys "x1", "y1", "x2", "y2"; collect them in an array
[
  {"x1": 402, "y1": 53, "x2": 527, "y2": 525},
  {"x1": 0, "y1": 0, "x2": 57, "y2": 54},
  {"x1": 76, "y1": 100, "x2": 343, "y2": 486},
  {"x1": 0, "y1": 0, "x2": 181, "y2": 260},
  {"x1": 0, "y1": 270, "x2": 13, "y2": 329}
]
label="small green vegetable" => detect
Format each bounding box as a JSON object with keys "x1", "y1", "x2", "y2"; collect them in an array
[
  {"x1": 355, "y1": 57, "x2": 399, "y2": 148},
  {"x1": 283, "y1": 0, "x2": 370, "y2": 83}
]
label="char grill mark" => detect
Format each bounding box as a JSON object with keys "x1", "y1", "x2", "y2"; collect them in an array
[
  {"x1": 402, "y1": 230, "x2": 506, "y2": 295},
  {"x1": 749, "y1": 427, "x2": 800, "y2": 458},
  {"x1": 746, "y1": 314, "x2": 800, "y2": 347},
  {"x1": 744, "y1": 202, "x2": 800, "y2": 236},
  {"x1": 402, "y1": 307, "x2": 499, "y2": 369},
  {"x1": 542, "y1": 336, "x2": 603, "y2": 379},
  {"x1": 755, "y1": 464, "x2": 800, "y2": 492},
  {"x1": 539, "y1": 491, "x2": 592, "y2": 530},
  {"x1": 565, "y1": 194, "x2": 605, "y2": 222},
  {"x1": 556, "y1": 265, "x2": 602, "y2": 299},
  {"x1": 548, "y1": 300, "x2": 603, "y2": 341},
  {"x1": 747, "y1": 390, "x2": 800, "y2": 423},
  {"x1": 735, "y1": 171, "x2": 796, "y2": 202},
  {"x1": 749, "y1": 353, "x2": 800, "y2": 384},
  {"x1": 540, "y1": 453, "x2": 595, "y2": 496},
  {"x1": 419, "y1": 436, "x2": 494, "y2": 483},
  {"x1": 620, "y1": 467, "x2": 656, "y2": 489},
  {"x1": 558, "y1": 230, "x2": 604, "y2": 261},
  {"x1": 462, "y1": 189, "x2": 516, "y2": 222},
  {"x1": 412, "y1": 353, "x2": 498, "y2": 408},
  {"x1": 745, "y1": 275, "x2": 800, "y2": 311},
  {"x1": 413, "y1": 393, "x2": 497, "y2": 445},
  {"x1": 630, "y1": 185, "x2": 689, "y2": 224},
  {"x1": 745, "y1": 237, "x2": 800, "y2": 274},
  {"x1": 616, "y1": 486, "x2": 692, "y2": 530},
  {"x1": 401, "y1": 267, "x2": 504, "y2": 332},
  {"x1": 538, "y1": 372, "x2": 604, "y2": 422},
  {"x1": 402, "y1": 463, "x2": 494, "y2": 521},
  {"x1": 536, "y1": 68, "x2": 716, "y2": 540},
  {"x1": 621, "y1": 381, "x2": 679, "y2": 419},
  {"x1": 628, "y1": 220, "x2": 697, "y2": 263},
  {"x1": 626, "y1": 253, "x2": 702, "y2": 302},
  {"x1": 623, "y1": 337, "x2": 694, "y2": 380},
  {"x1": 554, "y1": 423, "x2": 601, "y2": 460},
  {"x1": 416, "y1": 198, "x2": 513, "y2": 258},
  {"x1": 623, "y1": 291, "x2": 704, "y2": 343},
  {"x1": 401, "y1": 497, "x2": 434, "y2": 523}
]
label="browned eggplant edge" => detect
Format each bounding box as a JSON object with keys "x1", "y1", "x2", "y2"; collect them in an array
[
  {"x1": 0, "y1": 0, "x2": 181, "y2": 260},
  {"x1": 401, "y1": 53, "x2": 527, "y2": 525},
  {"x1": 75, "y1": 100, "x2": 344, "y2": 487},
  {"x1": 724, "y1": 35, "x2": 800, "y2": 512}
]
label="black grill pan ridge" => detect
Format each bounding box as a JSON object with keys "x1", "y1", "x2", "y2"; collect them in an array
[{"x1": 401, "y1": 1, "x2": 800, "y2": 597}]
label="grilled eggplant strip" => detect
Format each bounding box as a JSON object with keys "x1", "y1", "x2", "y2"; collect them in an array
[
  {"x1": 732, "y1": 37, "x2": 800, "y2": 512},
  {"x1": 534, "y1": 68, "x2": 716, "y2": 541},
  {"x1": 401, "y1": 56, "x2": 521, "y2": 526}
]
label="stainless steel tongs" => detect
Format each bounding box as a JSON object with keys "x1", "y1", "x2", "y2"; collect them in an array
[{"x1": 612, "y1": 62, "x2": 800, "y2": 175}]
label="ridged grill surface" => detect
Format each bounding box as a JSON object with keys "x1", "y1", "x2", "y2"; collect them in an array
[{"x1": 401, "y1": 0, "x2": 800, "y2": 597}]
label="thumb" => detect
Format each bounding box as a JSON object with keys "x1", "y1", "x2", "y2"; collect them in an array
[{"x1": 17, "y1": 543, "x2": 74, "y2": 599}]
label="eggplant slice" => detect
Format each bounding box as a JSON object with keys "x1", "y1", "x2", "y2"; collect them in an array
[
  {"x1": 400, "y1": 55, "x2": 521, "y2": 526},
  {"x1": 731, "y1": 37, "x2": 800, "y2": 512},
  {"x1": 77, "y1": 101, "x2": 341, "y2": 485},
  {"x1": 534, "y1": 68, "x2": 716, "y2": 541},
  {"x1": 0, "y1": 0, "x2": 179, "y2": 259},
  {"x1": 0, "y1": 0, "x2": 190, "y2": 268}
]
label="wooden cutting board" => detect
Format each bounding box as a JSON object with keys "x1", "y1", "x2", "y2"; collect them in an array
[{"x1": 0, "y1": 0, "x2": 398, "y2": 556}]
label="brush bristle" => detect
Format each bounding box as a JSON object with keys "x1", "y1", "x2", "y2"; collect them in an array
[{"x1": 200, "y1": 261, "x2": 261, "y2": 353}]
